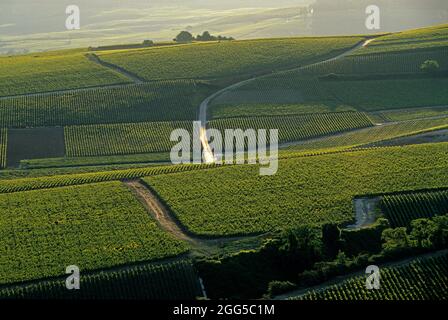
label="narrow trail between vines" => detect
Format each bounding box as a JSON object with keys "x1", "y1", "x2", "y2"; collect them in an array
[{"x1": 124, "y1": 179, "x2": 266, "y2": 255}]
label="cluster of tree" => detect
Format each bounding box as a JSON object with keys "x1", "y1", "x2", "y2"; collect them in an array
[
  {"x1": 195, "y1": 214, "x2": 448, "y2": 299},
  {"x1": 174, "y1": 31, "x2": 234, "y2": 43}
]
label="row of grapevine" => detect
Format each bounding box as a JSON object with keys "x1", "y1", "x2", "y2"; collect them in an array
[
  {"x1": 209, "y1": 112, "x2": 373, "y2": 145},
  {"x1": 64, "y1": 113, "x2": 372, "y2": 158},
  {"x1": 0, "y1": 162, "x2": 216, "y2": 194},
  {"x1": 380, "y1": 189, "x2": 448, "y2": 227},
  {"x1": 301, "y1": 47, "x2": 448, "y2": 75},
  {"x1": 0, "y1": 80, "x2": 209, "y2": 128},
  {"x1": 0, "y1": 259, "x2": 202, "y2": 300},
  {"x1": 65, "y1": 121, "x2": 193, "y2": 157},
  {"x1": 0, "y1": 128, "x2": 6, "y2": 169},
  {"x1": 297, "y1": 253, "x2": 448, "y2": 300}
]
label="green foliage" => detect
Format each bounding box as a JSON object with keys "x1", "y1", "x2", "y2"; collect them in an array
[
  {"x1": 0, "y1": 182, "x2": 188, "y2": 285},
  {"x1": 174, "y1": 31, "x2": 194, "y2": 42},
  {"x1": 420, "y1": 59, "x2": 441, "y2": 73},
  {"x1": 382, "y1": 227, "x2": 411, "y2": 253},
  {"x1": 341, "y1": 218, "x2": 390, "y2": 256},
  {"x1": 145, "y1": 143, "x2": 448, "y2": 236},
  {"x1": 0, "y1": 80, "x2": 210, "y2": 128},
  {"x1": 266, "y1": 281, "x2": 297, "y2": 297},
  {"x1": 298, "y1": 253, "x2": 448, "y2": 300},
  {"x1": 380, "y1": 189, "x2": 448, "y2": 227},
  {"x1": 0, "y1": 50, "x2": 130, "y2": 97},
  {"x1": 0, "y1": 260, "x2": 202, "y2": 300},
  {"x1": 98, "y1": 37, "x2": 364, "y2": 81}
]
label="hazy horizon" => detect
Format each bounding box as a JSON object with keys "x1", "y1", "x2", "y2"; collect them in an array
[{"x1": 1, "y1": 0, "x2": 447, "y2": 54}]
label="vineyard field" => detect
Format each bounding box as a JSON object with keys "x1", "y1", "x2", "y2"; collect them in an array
[
  {"x1": 377, "y1": 107, "x2": 448, "y2": 122},
  {"x1": 380, "y1": 190, "x2": 448, "y2": 227},
  {"x1": 0, "y1": 181, "x2": 188, "y2": 284},
  {"x1": 65, "y1": 121, "x2": 193, "y2": 157},
  {"x1": 301, "y1": 47, "x2": 448, "y2": 75},
  {"x1": 0, "y1": 162, "x2": 214, "y2": 194},
  {"x1": 297, "y1": 253, "x2": 448, "y2": 300},
  {"x1": 353, "y1": 24, "x2": 448, "y2": 55},
  {"x1": 0, "y1": 81, "x2": 211, "y2": 128},
  {"x1": 0, "y1": 50, "x2": 131, "y2": 97},
  {"x1": 286, "y1": 117, "x2": 448, "y2": 153},
  {"x1": 322, "y1": 78, "x2": 448, "y2": 111},
  {"x1": 144, "y1": 143, "x2": 448, "y2": 236},
  {"x1": 0, "y1": 259, "x2": 202, "y2": 300},
  {"x1": 209, "y1": 112, "x2": 373, "y2": 144},
  {"x1": 98, "y1": 37, "x2": 365, "y2": 81},
  {"x1": 210, "y1": 103, "x2": 355, "y2": 119},
  {"x1": 20, "y1": 152, "x2": 172, "y2": 170}
]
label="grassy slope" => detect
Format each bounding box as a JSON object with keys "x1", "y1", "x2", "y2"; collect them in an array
[
  {"x1": 0, "y1": 181, "x2": 187, "y2": 285},
  {"x1": 0, "y1": 49, "x2": 130, "y2": 97},
  {"x1": 145, "y1": 143, "x2": 448, "y2": 236}
]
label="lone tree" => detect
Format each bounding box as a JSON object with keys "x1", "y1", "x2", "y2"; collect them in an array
[
  {"x1": 174, "y1": 31, "x2": 194, "y2": 43},
  {"x1": 420, "y1": 60, "x2": 440, "y2": 74},
  {"x1": 142, "y1": 40, "x2": 154, "y2": 46}
]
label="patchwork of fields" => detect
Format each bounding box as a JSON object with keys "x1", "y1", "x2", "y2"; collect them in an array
[{"x1": 0, "y1": 23, "x2": 447, "y2": 300}]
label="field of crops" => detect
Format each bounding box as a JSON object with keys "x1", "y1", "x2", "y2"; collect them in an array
[
  {"x1": 209, "y1": 112, "x2": 373, "y2": 144},
  {"x1": 0, "y1": 128, "x2": 6, "y2": 169},
  {"x1": 20, "y1": 153, "x2": 172, "y2": 170},
  {"x1": 98, "y1": 37, "x2": 365, "y2": 81},
  {"x1": 301, "y1": 47, "x2": 448, "y2": 75},
  {"x1": 353, "y1": 23, "x2": 448, "y2": 55},
  {"x1": 0, "y1": 181, "x2": 188, "y2": 284},
  {"x1": 0, "y1": 162, "x2": 214, "y2": 194},
  {"x1": 286, "y1": 117, "x2": 448, "y2": 153},
  {"x1": 210, "y1": 103, "x2": 355, "y2": 119},
  {"x1": 0, "y1": 50, "x2": 130, "y2": 97},
  {"x1": 65, "y1": 121, "x2": 193, "y2": 157},
  {"x1": 144, "y1": 143, "x2": 448, "y2": 236},
  {"x1": 380, "y1": 190, "x2": 448, "y2": 228},
  {"x1": 377, "y1": 106, "x2": 448, "y2": 122},
  {"x1": 322, "y1": 78, "x2": 448, "y2": 111},
  {"x1": 0, "y1": 80, "x2": 210, "y2": 128},
  {"x1": 297, "y1": 253, "x2": 448, "y2": 300},
  {"x1": 0, "y1": 259, "x2": 202, "y2": 300}
]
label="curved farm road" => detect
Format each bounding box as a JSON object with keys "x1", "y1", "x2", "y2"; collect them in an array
[
  {"x1": 86, "y1": 53, "x2": 145, "y2": 84},
  {"x1": 124, "y1": 179, "x2": 266, "y2": 255},
  {"x1": 198, "y1": 39, "x2": 375, "y2": 162}
]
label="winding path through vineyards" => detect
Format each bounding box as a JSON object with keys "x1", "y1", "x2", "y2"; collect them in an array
[
  {"x1": 124, "y1": 179, "x2": 267, "y2": 255},
  {"x1": 198, "y1": 38, "x2": 376, "y2": 163}
]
